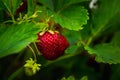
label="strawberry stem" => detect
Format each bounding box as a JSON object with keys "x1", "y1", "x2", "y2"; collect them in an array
[
  {"x1": 27, "y1": 45, "x2": 37, "y2": 62},
  {"x1": 43, "y1": 47, "x2": 83, "y2": 67},
  {"x1": 33, "y1": 42, "x2": 42, "y2": 55}
]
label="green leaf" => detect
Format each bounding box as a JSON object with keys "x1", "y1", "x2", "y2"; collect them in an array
[
  {"x1": 85, "y1": 32, "x2": 120, "y2": 64},
  {"x1": 85, "y1": 44, "x2": 120, "y2": 64},
  {"x1": 12, "y1": 0, "x2": 22, "y2": 14},
  {"x1": 37, "y1": 0, "x2": 54, "y2": 10},
  {"x1": 37, "y1": 9, "x2": 54, "y2": 22},
  {"x1": 0, "y1": 1, "x2": 6, "y2": 10},
  {"x1": 1, "y1": 0, "x2": 22, "y2": 14},
  {"x1": 0, "y1": 22, "x2": 40, "y2": 58},
  {"x1": 65, "y1": 45, "x2": 78, "y2": 54},
  {"x1": 54, "y1": 6, "x2": 89, "y2": 31},
  {"x1": 61, "y1": 76, "x2": 75, "y2": 80},
  {"x1": 1, "y1": 0, "x2": 11, "y2": 13},
  {"x1": 80, "y1": 23, "x2": 92, "y2": 42},
  {"x1": 91, "y1": 0, "x2": 120, "y2": 34},
  {"x1": 27, "y1": 0, "x2": 35, "y2": 16},
  {"x1": 61, "y1": 77, "x2": 66, "y2": 80},
  {"x1": 80, "y1": 76, "x2": 88, "y2": 80},
  {"x1": 53, "y1": 0, "x2": 88, "y2": 11},
  {"x1": 111, "y1": 32, "x2": 120, "y2": 47},
  {"x1": 63, "y1": 30, "x2": 80, "y2": 44},
  {"x1": 84, "y1": 45, "x2": 95, "y2": 55},
  {"x1": 67, "y1": 76, "x2": 75, "y2": 80}
]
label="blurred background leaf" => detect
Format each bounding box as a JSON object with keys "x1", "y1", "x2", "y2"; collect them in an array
[
  {"x1": 1, "y1": 0, "x2": 22, "y2": 15},
  {"x1": 53, "y1": 0, "x2": 88, "y2": 12},
  {"x1": 61, "y1": 76, "x2": 75, "y2": 80},
  {"x1": 80, "y1": 76, "x2": 88, "y2": 80},
  {"x1": 1, "y1": 0, "x2": 11, "y2": 13},
  {"x1": 12, "y1": 0, "x2": 22, "y2": 15},
  {"x1": 111, "y1": 32, "x2": 120, "y2": 47},
  {"x1": 90, "y1": 0, "x2": 120, "y2": 39},
  {"x1": 37, "y1": 0, "x2": 54, "y2": 10},
  {"x1": 27, "y1": 0, "x2": 35, "y2": 16}
]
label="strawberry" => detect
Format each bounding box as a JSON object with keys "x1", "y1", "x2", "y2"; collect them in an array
[{"x1": 36, "y1": 31, "x2": 69, "y2": 60}]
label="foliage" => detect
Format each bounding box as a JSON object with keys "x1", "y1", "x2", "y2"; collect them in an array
[
  {"x1": 61, "y1": 76, "x2": 88, "y2": 80},
  {"x1": 0, "y1": 23, "x2": 40, "y2": 57},
  {"x1": 54, "y1": 5, "x2": 89, "y2": 30},
  {"x1": 0, "y1": 0, "x2": 120, "y2": 80}
]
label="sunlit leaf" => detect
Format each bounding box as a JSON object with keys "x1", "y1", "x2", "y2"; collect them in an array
[
  {"x1": 54, "y1": 6, "x2": 89, "y2": 31},
  {"x1": 53, "y1": 0, "x2": 88, "y2": 11},
  {"x1": 0, "y1": 22, "x2": 40, "y2": 58}
]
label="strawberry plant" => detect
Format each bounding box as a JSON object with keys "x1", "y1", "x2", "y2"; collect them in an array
[{"x1": 0, "y1": 0, "x2": 120, "y2": 80}]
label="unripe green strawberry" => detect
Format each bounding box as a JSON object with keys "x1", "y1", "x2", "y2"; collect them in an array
[{"x1": 37, "y1": 31, "x2": 69, "y2": 60}]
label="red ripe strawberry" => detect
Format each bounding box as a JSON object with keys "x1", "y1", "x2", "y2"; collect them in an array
[{"x1": 37, "y1": 31, "x2": 69, "y2": 60}]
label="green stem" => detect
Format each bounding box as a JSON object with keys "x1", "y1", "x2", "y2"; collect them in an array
[
  {"x1": 11, "y1": 13, "x2": 16, "y2": 24},
  {"x1": 87, "y1": 25, "x2": 105, "y2": 45},
  {"x1": 3, "y1": 12, "x2": 15, "y2": 24},
  {"x1": 44, "y1": 54, "x2": 76, "y2": 67},
  {"x1": 43, "y1": 47, "x2": 83, "y2": 67},
  {"x1": 8, "y1": 67, "x2": 24, "y2": 80},
  {"x1": 28, "y1": 45, "x2": 37, "y2": 62},
  {"x1": 33, "y1": 42, "x2": 41, "y2": 55},
  {"x1": 3, "y1": 20, "x2": 14, "y2": 24}
]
